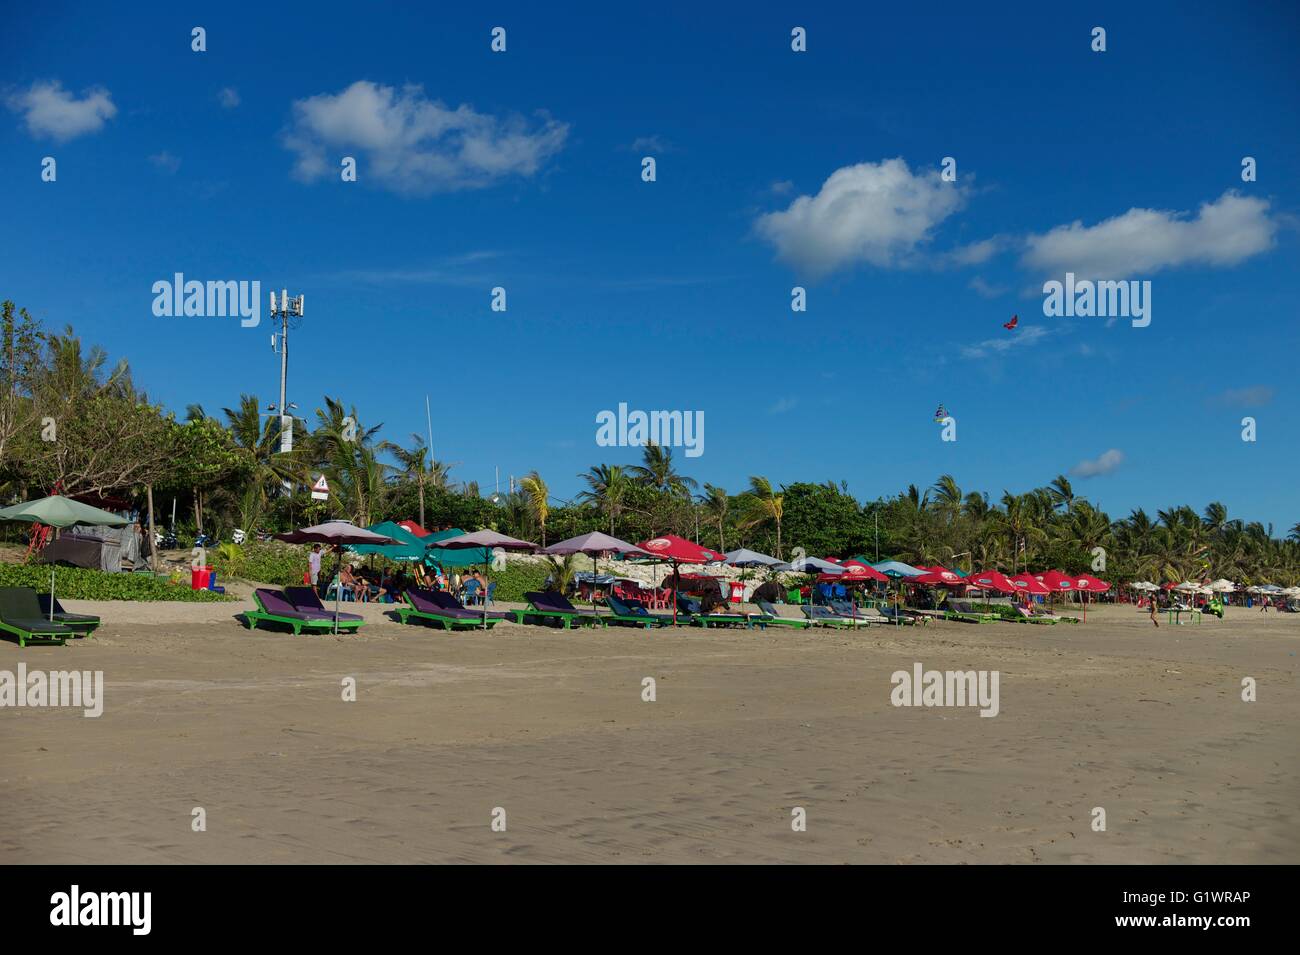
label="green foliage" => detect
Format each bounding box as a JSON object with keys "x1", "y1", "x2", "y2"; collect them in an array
[
  {"x1": 213, "y1": 541, "x2": 309, "y2": 586},
  {"x1": 486, "y1": 560, "x2": 551, "y2": 602},
  {"x1": 0, "y1": 563, "x2": 232, "y2": 601}
]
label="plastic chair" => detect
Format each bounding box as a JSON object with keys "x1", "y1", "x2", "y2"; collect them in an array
[{"x1": 486, "y1": 581, "x2": 496, "y2": 606}]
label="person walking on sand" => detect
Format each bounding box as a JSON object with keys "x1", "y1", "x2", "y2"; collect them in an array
[{"x1": 1149, "y1": 595, "x2": 1159, "y2": 628}]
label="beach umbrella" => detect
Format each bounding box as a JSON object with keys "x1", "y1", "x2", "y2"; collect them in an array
[
  {"x1": 0, "y1": 494, "x2": 130, "y2": 621},
  {"x1": 1208, "y1": 579, "x2": 1236, "y2": 593},
  {"x1": 1070, "y1": 573, "x2": 1110, "y2": 620},
  {"x1": 1010, "y1": 572, "x2": 1051, "y2": 596},
  {"x1": 967, "y1": 570, "x2": 1017, "y2": 593},
  {"x1": 433, "y1": 529, "x2": 538, "y2": 628},
  {"x1": 543, "y1": 532, "x2": 651, "y2": 609},
  {"x1": 912, "y1": 565, "x2": 965, "y2": 586},
  {"x1": 871, "y1": 559, "x2": 926, "y2": 578},
  {"x1": 724, "y1": 547, "x2": 786, "y2": 568},
  {"x1": 636, "y1": 534, "x2": 725, "y2": 625},
  {"x1": 1035, "y1": 570, "x2": 1076, "y2": 592},
  {"x1": 789, "y1": 555, "x2": 845, "y2": 574},
  {"x1": 273, "y1": 520, "x2": 398, "y2": 633},
  {"x1": 832, "y1": 561, "x2": 888, "y2": 615}
]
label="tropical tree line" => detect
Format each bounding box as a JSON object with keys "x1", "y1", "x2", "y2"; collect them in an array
[{"x1": 2, "y1": 301, "x2": 1297, "y2": 584}]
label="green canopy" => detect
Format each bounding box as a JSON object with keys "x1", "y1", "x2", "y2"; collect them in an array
[
  {"x1": 0, "y1": 494, "x2": 129, "y2": 621},
  {"x1": 422, "y1": 527, "x2": 491, "y2": 568},
  {"x1": 0, "y1": 494, "x2": 128, "y2": 529},
  {"x1": 347, "y1": 521, "x2": 428, "y2": 561}
]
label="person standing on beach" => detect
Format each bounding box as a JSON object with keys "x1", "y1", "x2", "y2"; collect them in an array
[
  {"x1": 1149, "y1": 596, "x2": 1159, "y2": 628},
  {"x1": 309, "y1": 544, "x2": 322, "y2": 595}
]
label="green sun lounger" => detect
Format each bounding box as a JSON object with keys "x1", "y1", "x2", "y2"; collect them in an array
[
  {"x1": 944, "y1": 600, "x2": 998, "y2": 623},
  {"x1": 603, "y1": 594, "x2": 672, "y2": 629},
  {"x1": 242, "y1": 588, "x2": 364, "y2": 635},
  {"x1": 396, "y1": 589, "x2": 497, "y2": 631},
  {"x1": 36, "y1": 593, "x2": 101, "y2": 636},
  {"x1": 677, "y1": 594, "x2": 750, "y2": 628},
  {"x1": 510, "y1": 592, "x2": 605, "y2": 629},
  {"x1": 752, "y1": 600, "x2": 812, "y2": 629},
  {"x1": 0, "y1": 587, "x2": 79, "y2": 647}
]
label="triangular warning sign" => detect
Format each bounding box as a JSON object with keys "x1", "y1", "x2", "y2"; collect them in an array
[{"x1": 311, "y1": 475, "x2": 330, "y2": 500}]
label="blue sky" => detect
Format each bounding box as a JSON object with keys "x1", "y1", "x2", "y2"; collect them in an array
[{"x1": 2, "y1": 2, "x2": 1297, "y2": 527}]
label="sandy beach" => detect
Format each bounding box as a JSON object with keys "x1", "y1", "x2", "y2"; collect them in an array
[{"x1": 2, "y1": 592, "x2": 1296, "y2": 864}]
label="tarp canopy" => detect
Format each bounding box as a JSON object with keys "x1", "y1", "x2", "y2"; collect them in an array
[
  {"x1": 871, "y1": 559, "x2": 926, "y2": 578},
  {"x1": 421, "y1": 527, "x2": 491, "y2": 567},
  {"x1": 348, "y1": 521, "x2": 429, "y2": 561}
]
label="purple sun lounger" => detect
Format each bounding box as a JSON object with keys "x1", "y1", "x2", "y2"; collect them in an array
[
  {"x1": 397, "y1": 588, "x2": 498, "y2": 630},
  {"x1": 243, "y1": 588, "x2": 364, "y2": 635}
]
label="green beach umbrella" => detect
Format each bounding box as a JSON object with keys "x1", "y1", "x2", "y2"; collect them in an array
[{"x1": 0, "y1": 494, "x2": 129, "y2": 620}]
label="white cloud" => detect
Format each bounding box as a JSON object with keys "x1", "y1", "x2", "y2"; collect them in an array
[
  {"x1": 6, "y1": 80, "x2": 116, "y2": 141},
  {"x1": 218, "y1": 87, "x2": 240, "y2": 109},
  {"x1": 1209, "y1": 385, "x2": 1274, "y2": 408},
  {"x1": 282, "y1": 80, "x2": 568, "y2": 195},
  {"x1": 961, "y1": 324, "x2": 1049, "y2": 359},
  {"x1": 769, "y1": 397, "x2": 799, "y2": 414},
  {"x1": 1071, "y1": 449, "x2": 1124, "y2": 478},
  {"x1": 1022, "y1": 191, "x2": 1278, "y2": 279},
  {"x1": 626, "y1": 135, "x2": 671, "y2": 153},
  {"x1": 755, "y1": 158, "x2": 966, "y2": 276},
  {"x1": 968, "y1": 276, "x2": 1006, "y2": 299},
  {"x1": 148, "y1": 151, "x2": 181, "y2": 174}
]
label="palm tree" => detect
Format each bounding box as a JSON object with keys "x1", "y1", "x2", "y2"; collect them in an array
[
  {"x1": 992, "y1": 492, "x2": 1046, "y2": 574},
  {"x1": 931, "y1": 474, "x2": 963, "y2": 522},
  {"x1": 519, "y1": 471, "x2": 550, "y2": 546},
  {"x1": 1048, "y1": 474, "x2": 1083, "y2": 514},
  {"x1": 577, "y1": 464, "x2": 627, "y2": 535},
  {"x1": 385, "y1": 434, "x2": 450, "y2": 528},
  {"x1": 745, "y1": 475, "x2": 784, "y2": 558},
  {"x1": 700, "y1": 483, "x2": 729, "y2": 552},
  {"x1": 222, "y1": 393, "x2": 303, "y2": 501},
  {"x1": 629, "y1": 443, "x2": 698, "y2": 498}
]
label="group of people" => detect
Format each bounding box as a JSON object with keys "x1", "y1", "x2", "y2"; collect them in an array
[{"x1": 305, "y1": 544, "x2": 491, "y2": 604}]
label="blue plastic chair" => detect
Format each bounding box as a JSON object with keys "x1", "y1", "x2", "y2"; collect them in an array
[{"x1": 485, "y1": 581, "x2": 496, "y2": 606}]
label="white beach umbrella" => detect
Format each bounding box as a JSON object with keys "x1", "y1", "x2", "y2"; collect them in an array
[{"x1": 1208, "y1": 579, "x2": 1236, "y2": 592}]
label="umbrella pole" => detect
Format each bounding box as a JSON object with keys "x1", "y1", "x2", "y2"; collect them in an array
[{"x1": 333, "y1": 545, "x2": 341, "y2": 635}]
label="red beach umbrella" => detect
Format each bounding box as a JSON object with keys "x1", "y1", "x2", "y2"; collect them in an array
[
  {"x1": 967, "y1": 569, "x2": 1017, "y2": 593},
  {"x1": 1010, "y1": 573, "x2": 1051, "y2": 596},
  {"x1": 1036, "y1": 570, "x2": 1076, "y2": 592},
  {"x1": 913, "y1": 565, "x2": 965, "y2": 586},
  {"x1": 636, "y1": 534, "x2": 726, "y2": 625}
]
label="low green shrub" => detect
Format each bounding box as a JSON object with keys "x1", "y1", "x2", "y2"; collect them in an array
[
  {"x1": 0, "y1": 563, "x2": 233, "y2": 601},
  {"x1": 212, "y1": 540, "x2": 310, "y2": 587},
  {"x1": 486, "y1": 561, "x2": 551, "y2": 602}
]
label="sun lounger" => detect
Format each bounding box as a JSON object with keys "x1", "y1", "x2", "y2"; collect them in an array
[
  {"x1": 677, "y1": 593, "x2": 750, "y2": 628},
  {"x1": 750, "y1": 600, "x2": 812, "y2": 629},
  {"x1": 510, "y1": 591, "x2": 604, "y2": 629},
  {"x1": 0, "y1": 587, "x2": 79, "y2": 646},
  {"x1": 242, "y1": 588, "x2": 364, "y2": 635},
  {"x1": 605, "y1": 593, "x2": 673, "y2": 628},
  {"x1": 36, "y1": 593, "x2": 100, "y2": 636},
  {"x1": 944, "y1": 600, "x2": 998, "y2": 623},
  {"x1": 284, "y1": 586, "x2": 365, "y2": 625},
  {"x1": 420, "y1": 589, "x2": 512, "y2": 621},
  {"x1": 802, "y1": 605, "x2": 871, "y2": 628},
  {"x1": 874, "y1": 605, "x2": 920, "y2": 626},
  {"x1": 1010, "y1": 603, "x2": 1057, "y2": 625},
  {"x1": 396, "y1": 588, "x2": 497, "y2": 630}
]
